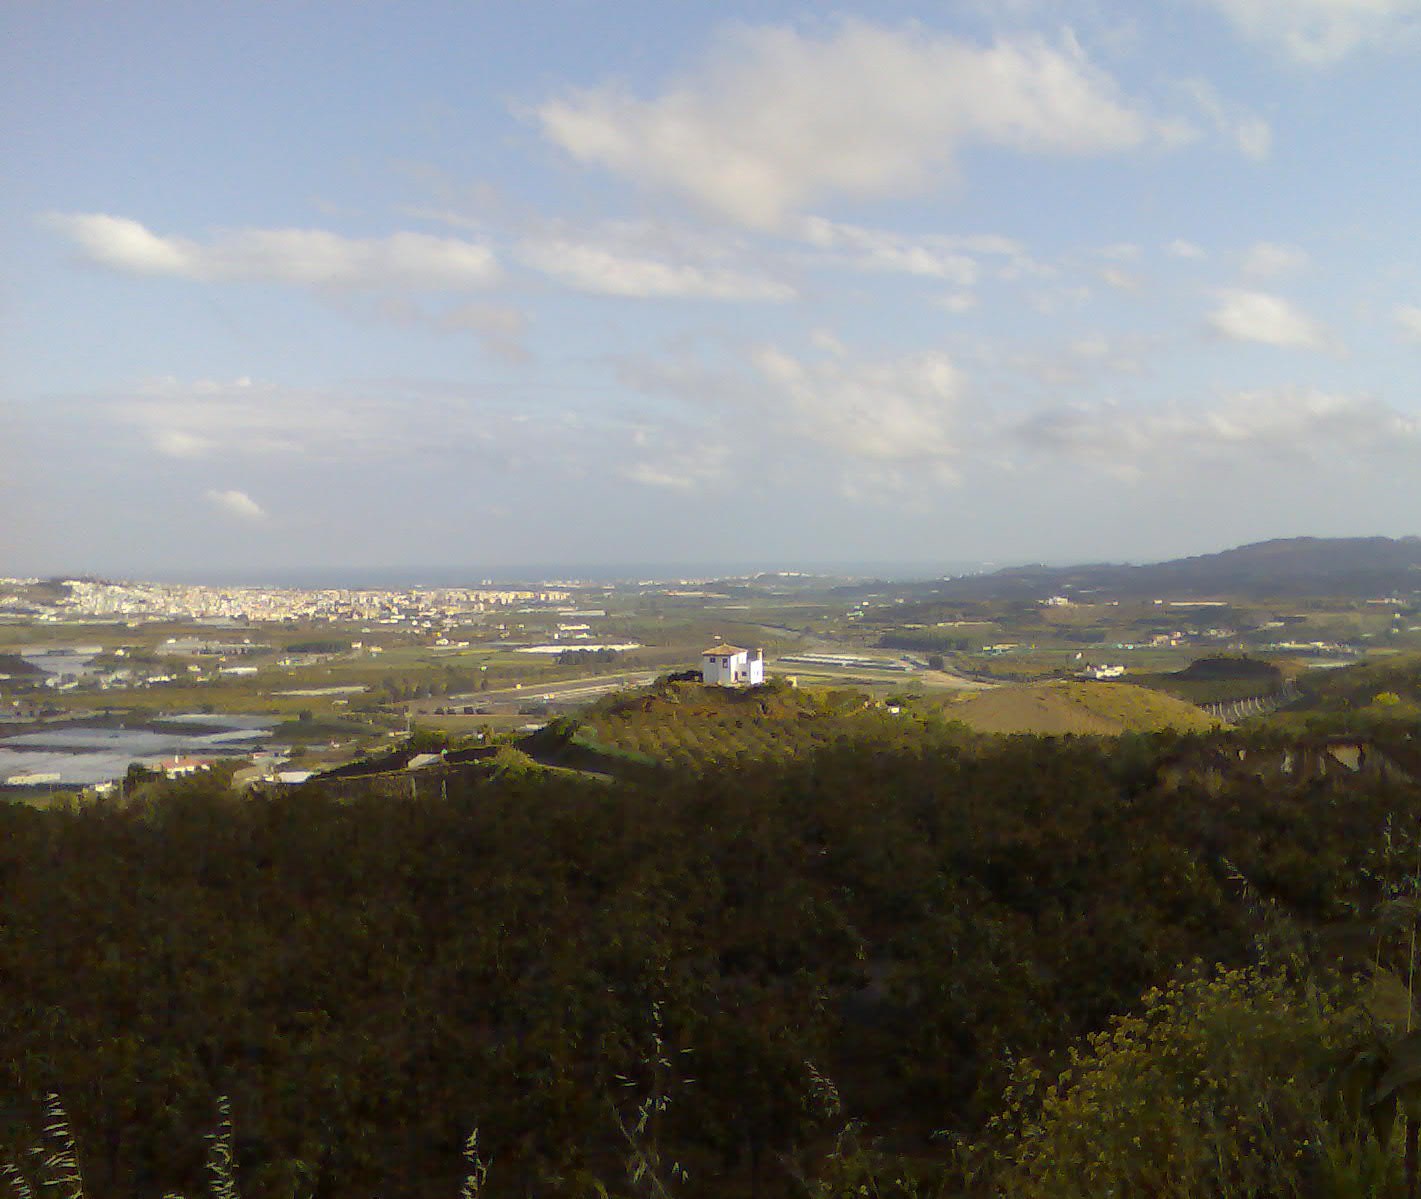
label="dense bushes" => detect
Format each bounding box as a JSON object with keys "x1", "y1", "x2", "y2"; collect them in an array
[{"x1": 1, "y1": 729, "x2": 1418, "y2": 1196}]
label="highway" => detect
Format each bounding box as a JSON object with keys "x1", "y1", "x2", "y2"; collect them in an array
[{"x1": 410, "y1": 670, "x2": 663, "y2": 714}]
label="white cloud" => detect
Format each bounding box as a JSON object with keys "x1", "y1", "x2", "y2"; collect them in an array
[
  {"x1": 371, "y1": 297, "x2": 531, "y2": 360},
  {"x1": 1012, "y1": 332, "x2": 1153, "y2": 387},
  {"x1": 47, "y1": 213, "x2": 501, "y2": 290},
  {"x1": 518, "y1": 238, "x2": 793, "y2": 300},
  {"x1": 1166, "y1": 239, "x2": 1206, "y2": 258},
  {"x1": 1242, "y1": 241, "x2": 1309, "y2": 277},
  {"x1": 537, "y1": 23, "x2": 1169, "y2": 228},
  {"x1": 127, "y1": 377, "x2": 373, "y2": 459},
  {"x1": 434, "y1": 303, "x2": 529, "y2": 357},
  {"x1": 1207, "y1": 289, "x2": 1330, "y2": 349},
  {"x1": 205, "y1": 489, "x2": 266, "y2": 520},
  {"x1": 753, "y1": 344, "x2": 964, "y2": 469},
  {"x1": 936, "y1": 291, "x2": 979, "y2": 313},
  {"x1": 1179, "y1": 78, "x2": 1272, "y2": 160},
  {"x1": 1028, "y1": 283, "x2": 1093, "y2": 314},
  {"x1": 1202, "y1": 0, "x2": 1421, "y2": 63},
  {"x1": 796, "y1": 216, "x2": 990, "y2": 283},
  {"x1": 620, "y1": 443, "x2": 730, "y2": 490},
  {"x1": 1395, "y1": 304, "x2": 1421, "y2": 341},
  {"x1": 1015, "y1": 388, "x2": 1419, "y2": 474},
  {"x1": 153, "y1": 429, "x2": 217, "y2": 459},
  {"x1": 1099, "y1": 266, "x2": 1140, "y2": 291},
  {"x1": 116, "y1": 376, "x2": 511, "y2": 462}
]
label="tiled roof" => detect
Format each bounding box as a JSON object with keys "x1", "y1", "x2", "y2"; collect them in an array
[{"x1": 701, "y1": 643, "x2": 746, "y2": 656}]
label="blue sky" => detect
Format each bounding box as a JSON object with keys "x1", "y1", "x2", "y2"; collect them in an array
[{"x1": 6, "y1": 0, "x2": 1421, "y2": 579}]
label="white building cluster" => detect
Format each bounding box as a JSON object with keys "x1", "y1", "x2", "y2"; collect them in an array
[{"x1": 6, "y1": 578, "x2": 573, "y2": 625}]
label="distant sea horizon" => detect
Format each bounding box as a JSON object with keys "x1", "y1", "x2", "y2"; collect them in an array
[{"x1": 46, "y1": 560, "x2": 997, "y2": 589}]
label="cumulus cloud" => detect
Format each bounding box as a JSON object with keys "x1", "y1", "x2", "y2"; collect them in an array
[
  {"x1": 205, "y1": 489, "x2": 266, "y2": 520},
  {"x1": 1166, "y1": 239, "x2": 1206, "y2": 258},
  {"x1": 47, "y1": 213, "x2": 501, "y2": 290},
  {"x1": 753, "y1": 344, "x2": 964, "y2": 470},
  {"x1": 537, "y1": 22, "x2": 1170, "y2": 228},
  {"x1": 796, "y1": 216, "x2": 999, "y2": 283},
  {"x1": 1243, "y1": 241, "x2": 1309, "y2": 277},
  {"x1": 1395, "y1": 304, "x2": 1421, "y2": 341},
  {"x1": 1015, "y1": 388, "x2": 1419, "y2": 472},
  {"x1": 1207, "y1": 289, "x2": 1330, "y2": 349},
  {"x1": 1179, "y1": 78, "x2": 1272, "y2": 159},
  {"x1": 1098, "y1": 266, "x2": 1140, "y2": 291},
  {"x1": 519, "y1": 238, "x2": 794, "y2": 300},
  {"x1": 1202, "y1": 0, "x2": 1421, "y2": 63},
  {"x1": 153, "y1": 429, "x2": 217, "y2": 459}
]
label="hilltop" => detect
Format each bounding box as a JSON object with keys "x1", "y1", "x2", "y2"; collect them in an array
[
  {"x1": 936, "y1": 535, "x2": 1421, "y2": 600},
  {"x1": 944, "y1": 679, "x2": 1223, "y2": 735}
]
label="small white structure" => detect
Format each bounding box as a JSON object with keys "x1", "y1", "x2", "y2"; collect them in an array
[
  {"x1": 701, "y1": 643, "x2": 765, "y2": 686},
  {"x1": 1081, "y1": 663, "x2": 1126, "y2": 680}
]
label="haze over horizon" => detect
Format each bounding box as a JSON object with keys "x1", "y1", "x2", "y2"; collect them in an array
[{"x1": 6, "y1": 1, "x2": 1421, "y2": 578}]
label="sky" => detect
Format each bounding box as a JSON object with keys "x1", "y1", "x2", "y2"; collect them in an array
[{"x1": 5, "y1": 0, "x2": 1421, "y2": 580}]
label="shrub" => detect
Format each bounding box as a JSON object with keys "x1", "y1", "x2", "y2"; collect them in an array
[{"x1": 981, "y1": 967, "x2": 1361, "y2": 1199}]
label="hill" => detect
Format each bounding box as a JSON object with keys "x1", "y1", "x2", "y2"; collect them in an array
[
  {"x1": 582, "y1": 679, "x2": 952, "y2": 768},
  {"x1": 944, "y1": 679, "x2": 1223, "y2": 735},
  {"x1": 938, "y1": 535, "x2": 1421, "y2": 600},
  {"x1": 1131, "y1": 655, "x2": 1287, "y2": 705},
  {"x1": 1258, "y1": 651, "x2": 1421, "y2": 734}
]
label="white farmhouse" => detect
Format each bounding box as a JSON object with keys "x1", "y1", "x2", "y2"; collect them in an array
[
  {"x1": 701, "y1": 643, "x2": 765, "y2": 686},
  {"x1": 1081, "y1": 663, "x2": 1126, "y2": 680}
]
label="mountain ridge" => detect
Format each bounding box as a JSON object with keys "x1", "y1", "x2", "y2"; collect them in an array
[{"x1": 939, "y1": 535, "x2": 1421, "y2": 600}]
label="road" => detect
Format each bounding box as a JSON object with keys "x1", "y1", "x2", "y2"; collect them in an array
[
  {"x1": 410, "y1": 670, "x2": 663, "y2": 713},
  {"x1": 407, "y1": 653, "x2": 993, "y2": 718}
]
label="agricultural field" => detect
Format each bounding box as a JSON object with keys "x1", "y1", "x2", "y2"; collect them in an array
[{"x1": 581, "y1": 680, "x2": 953, "y2": 770}]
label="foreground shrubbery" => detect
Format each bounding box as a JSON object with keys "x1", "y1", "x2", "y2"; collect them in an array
[
  {"x1": 2, "y1": 728, "x2": 1420, "y2": 1196},
  {"x1": 984, "y1": 968, "x2": 1359, "y2": 1199}
]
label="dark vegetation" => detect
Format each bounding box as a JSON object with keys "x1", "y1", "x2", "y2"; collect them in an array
[
  {"x1": 1133, "y1": 654, "x2": 1287, "y2": 704},
  {"x1": 554, "y1": 648, "x2": 621, "y2": 666},
  {"x1": 1267, "y1": 655, "x2": 1421, "y2": 736},
  {"x1": 6, "y1": 690, "x2": 1421, "y2": 1196},
  {"x1": 0, "y1": 653, "x2": 45, "y2": 678},
  {"x1": 282, "y1": 641, "x2": 350, "y2": 655},
  {"x1": 876, "y1": 630, "x2": 983, "y2": 653}
]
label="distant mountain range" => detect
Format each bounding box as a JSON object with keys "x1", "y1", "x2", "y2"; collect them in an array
[{"x1": 938, "y1": 537, "x2": 1421, "y2": 600}]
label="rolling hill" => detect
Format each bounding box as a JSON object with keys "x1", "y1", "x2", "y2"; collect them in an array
[{"x1": 944, "y1": 679, "x2": 1223, "y2": 735}]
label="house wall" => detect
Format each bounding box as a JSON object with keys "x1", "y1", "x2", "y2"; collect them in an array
[
  {"x1": 703, "y1": 652, "x2": 746, "y2": 685},
  {"x1": 702, "y1": 650, "x2": 765, "y2": 685}
]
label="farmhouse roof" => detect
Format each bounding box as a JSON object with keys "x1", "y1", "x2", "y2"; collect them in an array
[{"x1": 702, "y1": 643, "x2": 746, "y2": 656}]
